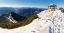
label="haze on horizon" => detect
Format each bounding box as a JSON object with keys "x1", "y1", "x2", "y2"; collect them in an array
[{"x1": 0, "y1": 0, "x2": 64, "y2": 8}]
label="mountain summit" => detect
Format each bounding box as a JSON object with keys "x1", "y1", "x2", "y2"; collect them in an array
[
  {"x1": 0, "y1": 12, "x2": 26, "y2": 24},
  {"x1": 0, "y1": 9, "x2": 64, "y2": 33}
]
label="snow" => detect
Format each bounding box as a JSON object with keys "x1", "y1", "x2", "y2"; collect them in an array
[
  {"x1": 0, "y1": 9, "x2": 64, "y2": 33},
  {"x1": 0, "y1": 18, "x2": 50, "y2": 33},
  {"x1": 6, "y1": 14, "x2": 17, "y2": 23}
]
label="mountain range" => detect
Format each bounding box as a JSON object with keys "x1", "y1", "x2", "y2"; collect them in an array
[
  {"x1": 0, "y1": 7, "x2": 46, "y2": 24},
  {"x1": 0, "y1": 12, "x2": 26, "y2": 24}
]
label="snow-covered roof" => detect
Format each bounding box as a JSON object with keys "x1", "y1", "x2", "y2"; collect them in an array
[{"x1": 48, "y1": 4, "x2": 57, "y2": 7}]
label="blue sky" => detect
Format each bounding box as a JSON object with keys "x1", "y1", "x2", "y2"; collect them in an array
[{"x1": 0, "y1": 0, "x2": 64, "y2": 8}]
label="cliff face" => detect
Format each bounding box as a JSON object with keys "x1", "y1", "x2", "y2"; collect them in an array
[{"x1": 0, "y1": 12, "x2": 26, "y2": 24}]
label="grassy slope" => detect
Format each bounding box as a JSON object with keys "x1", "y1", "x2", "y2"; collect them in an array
[{"x1": 0, "y1": 14, "x2": 38, "y2": 29}]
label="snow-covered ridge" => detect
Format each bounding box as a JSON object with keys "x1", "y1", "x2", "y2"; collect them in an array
[
  {"x1": 0, "y1": 10, "x2": 64, "y2": 33},
  {"x1": 0, "y1": 18, "x2": 50, "y2": 33}
]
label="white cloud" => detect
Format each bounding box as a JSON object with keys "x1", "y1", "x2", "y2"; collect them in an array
[{"x1": 0, "y1": 5, "x2": 43, "y2": 8}]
